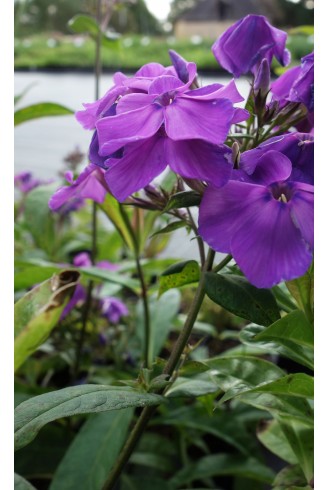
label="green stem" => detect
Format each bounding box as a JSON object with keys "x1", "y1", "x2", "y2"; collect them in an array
[
  {"x1": 119, "y1": 204, "x2": 151, "y2": 368},
  {"x1": 212, "y1": 254, "x2": 232, "y2": 273},
  {"x1": 187, "y1": 208, "x2": 205, "y2": 266},
  {"x1": 101, "y1": 248, "x2": 216, "y2": 490}
]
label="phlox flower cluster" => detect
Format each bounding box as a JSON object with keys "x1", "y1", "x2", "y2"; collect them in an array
[{"x1": 50, "y1": 15, "x2": 314, "y2": 289}]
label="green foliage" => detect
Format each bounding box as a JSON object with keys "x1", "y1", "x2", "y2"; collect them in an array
[
  {"x1": 50, "y1": 409, "x2": 133, "y2": 490},
  {"x1": 159, "y1": 260, "x2": 200, "y2": 295},
  {"x1": 15, "y1": 385, "x2": 165, "y2": 451},
  {"x1": 68, "y1": 14, "x2": 120, "y2": 48},
  {"x1": 14, "y1": 270, "x2": 80, "y2": 371},
  {"x1": 205, "y1": 272, "x2": 280, "y2": 326},
  {"x1": 14, "y1": 473, "x2": 37, "y2": 490},
  {"x1": 14, "y1": 102, "x2": 74, "y2": 126}
]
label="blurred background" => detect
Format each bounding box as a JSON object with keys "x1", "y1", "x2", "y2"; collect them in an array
[{"x1": 14, "y1": 0, "x2": 314, "y2": 260}]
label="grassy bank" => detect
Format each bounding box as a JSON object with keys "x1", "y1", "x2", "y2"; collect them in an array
[{"x1": 15, "y1": 32, "x2": 313, "y2": 72}]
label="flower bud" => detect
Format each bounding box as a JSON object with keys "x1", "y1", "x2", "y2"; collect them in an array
[{"x1": 254, "y1": 59, "x2": 271, "y2": 96}]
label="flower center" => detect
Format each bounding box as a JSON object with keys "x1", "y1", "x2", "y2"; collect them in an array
[
  {"x1": 154, "y1": 91, "x2": 176, "y2": 107},
  {"x1": 270, "y1": 182, "x2": 294, "y2": 203}
]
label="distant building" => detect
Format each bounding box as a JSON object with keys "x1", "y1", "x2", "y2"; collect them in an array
[{"x1": 173, "y1": 0, "x2": 284, "y2": 40}]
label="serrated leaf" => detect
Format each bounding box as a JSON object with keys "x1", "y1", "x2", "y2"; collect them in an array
[
  {"x1": 14, "y1": 270, "x2": 80, "y2": 371},
  {"x1": 257, "y1": 419, "x2": 298, "y2": 464},
  {"x1": 164, "y1": 191, "x2": 201, "y2": 211},
  {"x1": 14, "y1": 103, "x2": 74, "y2": 125},
  {"x1": 15, "y1": 385, "x2": 165, "y2": 451},
  {"x1": 205, "y1": 273, "x2": 280, "y2": 326},
  {"x1": 159, "y1": 260, "x2": 200, "y2": 295},
  {"x1": 14, "y1": 474, "x2": 36, "y2": 490},
  {"x1": 240, "y1": 323, "x2": 314, "y2": 370},
  {"x1": 50, "y1": 409, "x2": 133, "y2": 490},
  {"x1": 150, "y1": 220, "x2": 188, "y2": 238}
]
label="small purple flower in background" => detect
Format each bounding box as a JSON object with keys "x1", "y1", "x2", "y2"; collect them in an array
[
  {"x1": 60, "y1": 284, "x2": 87, "y2": 320},
  {"x1": 198, "y1": 150, "x2": 313, "y2": 288},
  {"x1": 49, "y1": 164, "x2": 108, "y2": 211},
  {"x1": 14, "y1": 172, "x2": 44, "y2": 193},
  {"x1": 212, "y1": 15, "x2": 290, "y2": 77},
  {"x1": 101, "y1": 297, "x2": 129, "y2": 325},
  {"x1": 73, "y1": 251, "x2": 119, "y2": 272}
]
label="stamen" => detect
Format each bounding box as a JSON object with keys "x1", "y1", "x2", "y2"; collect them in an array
[{"x1": 278, "y1": 193, "x2": 288, "y2": 203}]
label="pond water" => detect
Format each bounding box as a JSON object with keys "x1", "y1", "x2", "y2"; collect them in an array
[{"x1": 14, "y1": 72, "x2": 249, "y2": 259}]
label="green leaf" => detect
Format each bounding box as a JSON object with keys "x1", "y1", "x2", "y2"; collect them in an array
[
  {"x1": 15, "y1": 385, "x2": 165, "y2": 451},
  {"x1": 136, "y1": 290, "x2": 181, "y2": 362},
  {"x1": 121, "y1": 475, "x2": 174, "y2": 490},
  {"x1": 68, "y1": 14, "x2": 120, "y2": 48},
  {"x1": 50, "y1": 409, "x2": 133, "y2": 490},
  {"x1": 286, "y1": 266, "x2": 314, "y2": 324},
  {"x1": 257, "y1": 419, "x2": 298, "y2": 465},
  {"x1": 81, "y1": 266, "x2": 139, "y2": 292},
  {"x1": 150, "y1": 220, "x2": 188, "y2": 238},
  {"x1": 15, "y1": 265, "x2": 60, "y2": 291},
  {"x1": 99, "y1": 194, "x2": 134, "y2": 250},
  {"x1": 255, "y1": 310, "x2": 314, "y2": 348},
  {"x1": 159, "y1": 260, "x2": 200, "y2": 296},
  {"x1": 14, "y1": 474, "x2": 37, "y2": 490},
  {"x1": 204, "y1": 356, "x2": 285, "y2": 404},
  {"x1": 278, "y1": 415, "x2": 314, "y2": 483},
  {"x1": 14, "y1": 82, "x2": 37, "y2": 106},
  {"x1": 165, "y1": 377, "x2": 219, "y2": 398},
  {"x1": 273, "y1": 464, "x2": 310, "y2": 489},
  {"x1": 205, "y1": 273, "x2": 280, "y2": 326},
  {"x1": 164, "y1": 190, "x2": 201, "y2": 211},
  {"x1": 14, "y1": 103, "x2": 74, "y2": 125},
  {"x1": 240, "y1": 323, "x2": 314, "y2": 370},
  {"x1": 23, "y1": 183, "x2": 59, "y2": 253},
  {"x1": 249, "y1": 374, "x2": 314, "y2": 400},
  {"x1": 170, "y1": 454, "x2": 275, "y2": 486},
  {"x1": 14, "y1": 270, "x2": 80, "y2": 371}
]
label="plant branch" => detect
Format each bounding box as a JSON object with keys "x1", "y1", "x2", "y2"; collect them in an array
[{"x1": 101, "y1": 247, "x2": 216, "y2": 490}]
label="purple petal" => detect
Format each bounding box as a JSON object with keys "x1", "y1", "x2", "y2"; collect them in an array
[
  {"x1": 164, "y1": 96, "x2": 234, "y2": 145},
  {"x1": 73, "y1": 252, "x2": 92, "y2": 267},
  {"x1": 60, "y1": 284, "x2": 86, "y2": 320},
  {"x1": 289, "y1": 182, "x2": 314, "y2": 249},
  {"x1": 49, "y1": 165, "x2": 107, "y2": 211},
  {"x1": 76, "y1": 85, "x2": 127, "y2": 130},
  {"x1": 231, "y1": 190, "x2": 312, "y2": 288},
  {"x1": 185, "y1": 79, "x2": 244, "y2": 104},
  {"x1": 271, "y1": 66, "x2": 302, "y2": 101},
  {"x1": 241, "y1": 150, "x2": 292, "y2": 185},
  {"x1": 168, "y1": 50, "x2": 192, "y2": 83},
  {"x1": 148, "y1": 76, "x2": 184, "y2": 95},
  {"x1": 104, "y1": 134, "x2": 167, "y2": 202},
  {"x1": 198, "y1": 181, "x2": 260, "y2": 253},
  {"x1": 116, "y1": 93, "x2": 155, "y2": 114},
  {"x1": 96, "y1": 104, "x2": 164, "y2": 155},
  {"x1": 167, "y1": 140, "x2": 232, "y2": 187},
  {"x1": 135, "y1": 62, "x2": 167, "y2": 77}
]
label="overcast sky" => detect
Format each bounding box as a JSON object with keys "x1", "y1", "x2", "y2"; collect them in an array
[{"x1": 144, "y1": 0, "x2": 171, "y2": 21}]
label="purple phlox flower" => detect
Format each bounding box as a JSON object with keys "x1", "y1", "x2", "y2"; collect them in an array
[
  {"x1": 271, "y1": 52, "x2": 314, "y2": 112},
  {"x1": 94, "y1": 73, "x2": 247, "y2": 201},
  {"x1": 14, "y1": 172, "x2": 44, "y2": 193},
  {"x1": 101, "y1": 297, "x2": 128, "y2": 324},
  {"x1": 240, "y1": 132, "x2": 314, "y2": 185},
  {"x1": 49, "y1": 164, "x2": 108, "y2": 211},
  {"x1": 212, "y1": 15, "x2": 290, "y2": 77},
  {"x1": 198, "y1": 152, "x2": 313, "y2": 288},
  {"x1": 75, "y1": 63, "x2": 176, "y2": 131},
  {"x1": 60, "y1": 284, "x2": 86, "y2": 320},
  {"x1": 57, "y1": 197, "x2": 85, "y2": 216},
  {"x1": 73, "y1": 252, "x2": 119, "y2": 271}
]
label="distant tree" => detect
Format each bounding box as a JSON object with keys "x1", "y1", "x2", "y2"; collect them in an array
[
  {"x1": 168, "y1": 0, "x2": 197, "y2": 22},
  {"x1": 109, "y1": 0, "x2": 163, "y2": 34}
]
